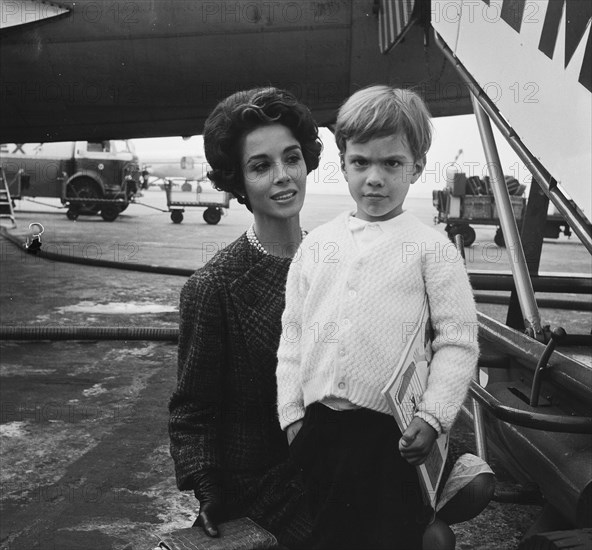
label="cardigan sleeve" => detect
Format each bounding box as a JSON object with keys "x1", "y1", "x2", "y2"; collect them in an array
[
  {"x1": 168, "y1": 272, "x2": 225, "y2": 491},
  {"x1": 416, "y1": 237, "x2": 479, "y2": 433},
  {"x1": 276, "y1": 252, "x2": 306, "y2": 431}
]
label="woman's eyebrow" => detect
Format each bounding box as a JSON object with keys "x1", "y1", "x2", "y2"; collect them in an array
[{"x1": 246, "y1": 145, "x2": 301, "y2": 163}]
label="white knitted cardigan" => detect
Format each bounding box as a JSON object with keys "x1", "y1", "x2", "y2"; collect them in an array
[{"x1": 276, "y1": 211, "x2": 479, "y2": 433}]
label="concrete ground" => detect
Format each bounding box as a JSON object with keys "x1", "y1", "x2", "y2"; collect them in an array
[{"x1": 1, "y1": 190, "x2": 590, "y2": 549}]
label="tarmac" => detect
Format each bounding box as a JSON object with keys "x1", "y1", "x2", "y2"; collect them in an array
[{"x1": 1, "y1": 189, "x2": 590, "y2": 550}]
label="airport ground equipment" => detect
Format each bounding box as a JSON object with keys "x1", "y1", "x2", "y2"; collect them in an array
[
  {"x1": 0, "y1": 167, "x2": 16, "y2": 228},
  {"x1": 0, "y1": 141, "x2": 141, "y2": 221},
  {"x1": 432, "y1": 174, "x2": 571, "y2": 247},
  {"x1": 164, "y1": 180, "x2": 230, "y2": 224}
]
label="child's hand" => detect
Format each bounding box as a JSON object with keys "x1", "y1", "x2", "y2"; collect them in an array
[
  {"x1": 286, "y1": 419, "x2": 303, "y2": 445},
  {"x1": 399, "y1": 417, "x2": 438, "y2": 466}
]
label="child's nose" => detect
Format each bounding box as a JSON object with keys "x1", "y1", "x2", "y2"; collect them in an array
[{"x1": 366, "y1": 166, "x2": 384, "y2": 186}]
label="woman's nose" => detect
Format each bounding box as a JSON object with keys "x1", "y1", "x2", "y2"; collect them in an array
[{"x1": 272, "y1": 162, "x2": 291, "y2": 184}]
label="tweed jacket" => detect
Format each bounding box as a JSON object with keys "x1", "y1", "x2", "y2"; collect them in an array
[{"x1": 169, "y1": 234, "x2": 309, "y2": 543}]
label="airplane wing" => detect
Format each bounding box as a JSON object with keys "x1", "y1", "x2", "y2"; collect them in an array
[{"x1": 0, "y1": 0, "x2": 471, "y2": 143}]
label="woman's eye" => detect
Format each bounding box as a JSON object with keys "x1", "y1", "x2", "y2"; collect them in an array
[
  {"x1": 286, "y1": 155, "x2": 302, "y2": 164},
  {"x1": 251, "y1": 163, "x2": 268, "y2": 173}
]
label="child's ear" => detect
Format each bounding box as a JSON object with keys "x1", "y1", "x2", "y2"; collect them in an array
[
  {"x1": 340, "y1": 155, "x2": 347, "y2": 179},
  {"x1": 411, "y1": 156, "x2": 426, "y2": 184}
]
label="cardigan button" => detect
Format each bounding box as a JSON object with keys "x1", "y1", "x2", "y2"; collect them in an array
[
  {"x1": 243, "y1": 291, "x2": 257, "y2": 305},
  {"x1": 338, "y1": 382, "x2": 346, "y2": 390}
]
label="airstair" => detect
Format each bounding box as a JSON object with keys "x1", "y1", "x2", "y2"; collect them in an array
[{"x1": 0, "y1": 167, "x2": 16, "y2": 228}]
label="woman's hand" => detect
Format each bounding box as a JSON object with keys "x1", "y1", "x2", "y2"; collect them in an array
[
  {"x1": 286, "y1": 419, "x2": 303, "y2": 445},
  {"x1": 399, "y1": 417, "x2": 438, "y2": 466},
  {"x1": 193, "y1": 470, "x2": 223, "y2": 537}
]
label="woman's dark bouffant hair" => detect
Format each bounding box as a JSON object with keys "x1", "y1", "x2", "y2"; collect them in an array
[{"x1": 203, "y1": 87, "x2": 323, "y2": 210}]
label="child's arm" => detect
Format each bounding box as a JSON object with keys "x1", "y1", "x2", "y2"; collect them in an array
[
  {"x1": 276, "y1": 251, "x2": 307, "y2": 432},
  {"x1": 417, "y1": 235, "x2": 479, "y2": 434},
  {"x1": 399, "y1": 416, "x2": 438, "y2": 465}
]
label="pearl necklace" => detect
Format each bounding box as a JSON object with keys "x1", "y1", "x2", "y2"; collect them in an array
[{"x1": 246, "y1": 224, "x2": 306, "y2": 256}]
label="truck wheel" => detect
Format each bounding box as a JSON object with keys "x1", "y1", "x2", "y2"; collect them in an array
[
  {"x1": 519, "y1": 529, "x2": 592, "y2": 550},
  {"x1": 494, "y1": 228, "x2": 505, "y2": 247},
  {"x1": 203, "y1": 207, "x2": 221, "y2": 225},
  {"x1": 100, "y1": 205, "x2": 120, "y2": 222},
  {"x1": 66, "y1": 177, "x2": 102, "y2": 214},
  {"x1": 170, "y1": 210, "x2": 184, "y2": 224}
]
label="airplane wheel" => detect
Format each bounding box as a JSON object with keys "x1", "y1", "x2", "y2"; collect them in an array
[
  {"x1": 519, "y1": 529, "x2": 592, "y2": 550},
  {"x1": 171, "y1": 210, "x2": 184, "y2": 224},
  {"x1": 100, "y1": 205, "x2": 120, "y2": 222},
  {"x1": 494, "y1": 227, "x2": 505, "y2": 247},
  {"x1": 66, "y1": 209, "x2": 79, "y2": 221},
  {"x1": 203, "y1": 207, "x2": 221, "y2": 225},
  {"x1": 66, "y1": 177, "x2": 102, "y2": 214},
  {"x1": 181, "y1": 182, "x2": 192, "y2": 192}
]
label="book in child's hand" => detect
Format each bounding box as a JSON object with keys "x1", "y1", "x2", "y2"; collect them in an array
[
  {"x1": 381, "y1": 295, "x2": 449, "y2": 509},
  {"x1": 156, "y1": 517, "x2": 279, "y2": 550}
]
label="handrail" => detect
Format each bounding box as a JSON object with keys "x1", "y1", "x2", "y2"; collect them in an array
[{"x1": 470, "y1": 382, "x2": 592, "y2": 434}]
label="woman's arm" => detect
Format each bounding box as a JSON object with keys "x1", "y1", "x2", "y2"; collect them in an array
[{"x1": 169, "y1": 273, "x2": 225, "y2": 492}]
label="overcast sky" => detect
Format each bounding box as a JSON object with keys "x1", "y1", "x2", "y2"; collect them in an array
[{"x1": 132, "y1": 114, "x2": 529, "y2": 198}]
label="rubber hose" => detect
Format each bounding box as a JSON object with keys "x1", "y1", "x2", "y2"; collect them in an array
[
  {"x1": 0, "y1": 326, "x2": 178, "y2": 341},
  {"x1": 0, "y1": 226, "x2": 193, "y2": 277}
]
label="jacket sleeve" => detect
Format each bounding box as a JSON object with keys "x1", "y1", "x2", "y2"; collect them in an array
[
  {"x1": 276, "y1": 252, "x2": 306, "y2": 431},
  {"x1": 169, "y1": 273, "x2": 225, "y2": 491},
  {"x1": 416, "y1": 238, "x2": 479, "y2": 433}
]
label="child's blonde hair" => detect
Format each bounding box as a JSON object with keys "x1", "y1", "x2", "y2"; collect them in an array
[{"x1": 335, "y1": 85, "x2": 433, "y2": 161}]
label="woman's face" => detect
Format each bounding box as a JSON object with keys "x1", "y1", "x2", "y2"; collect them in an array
[{"x1": 240, "y1": 123, "x2": 307, "y2": 220}]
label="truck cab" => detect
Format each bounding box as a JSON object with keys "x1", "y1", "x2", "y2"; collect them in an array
[{"x1": 0, "y1": 140, "x2": 140, "y2": 221}]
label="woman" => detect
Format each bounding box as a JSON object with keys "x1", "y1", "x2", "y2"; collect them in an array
[
  {"x1": 169, "y1": 86, "x2": 494, "y2": 550},
  {"x1": 168, "y1": 87, "x2": 322, "y2": 549}
]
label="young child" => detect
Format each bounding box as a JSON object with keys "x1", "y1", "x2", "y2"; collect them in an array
[{"x1": 276, "y1": 86, "x2": 479, "y2": 550}]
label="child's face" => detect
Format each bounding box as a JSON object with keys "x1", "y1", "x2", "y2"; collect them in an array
[{"x1": 341, "y1": 134, "x2": 424, "y2": 222}]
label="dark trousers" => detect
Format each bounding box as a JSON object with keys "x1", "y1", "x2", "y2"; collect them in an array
[{"x1": 290, "y1": 403, "x2": 426, "y2": 550}]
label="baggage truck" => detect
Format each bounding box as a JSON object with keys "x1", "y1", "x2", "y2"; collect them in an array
[{"x1": 0, "y1": 140, "x2": 141, "y2": 221}]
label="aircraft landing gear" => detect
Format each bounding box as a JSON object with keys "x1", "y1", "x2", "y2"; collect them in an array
[{"x1": 66, "y1": 208, "x2": 79, "y2": 221}]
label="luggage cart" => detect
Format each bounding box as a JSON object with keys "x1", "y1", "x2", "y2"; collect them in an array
[
  {"x1": 433, "y1": 174, "x2": 570, "y2": 247},
  {"x1": 164, "y1": 180, "x2": 230, "y2": 224}
]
